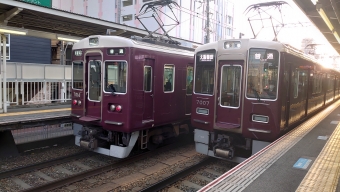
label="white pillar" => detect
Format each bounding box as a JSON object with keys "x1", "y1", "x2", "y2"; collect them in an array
[
  {"x1": 2, "y1": 35, "x2": 7, "y2": 113},
  {"x1": 0, "y1": 34, "x2": 2, "y2": 113}
]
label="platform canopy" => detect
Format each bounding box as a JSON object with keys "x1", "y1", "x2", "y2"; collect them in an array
[
  {"x1": 293, "y1": 0, "x2": 340, "y2": 54},
  {"x1": 0, "y1": 0, "x2": 190, "y2": 42}
]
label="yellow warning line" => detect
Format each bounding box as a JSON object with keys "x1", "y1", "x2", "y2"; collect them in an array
[
  {"x1": 296, "y1": 121, "x2": 340, "y2": 191},
  {"x1": 0, "y1": 108, "x2": 71, "y2": 117}
]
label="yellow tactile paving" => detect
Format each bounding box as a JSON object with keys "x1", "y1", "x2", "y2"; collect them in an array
[
  {"x1": 0, "y1": 108, "x2": 71, "y2": 117},
  {"x1": 296, "y1": 122, "x2": 340, "y2": 192}
]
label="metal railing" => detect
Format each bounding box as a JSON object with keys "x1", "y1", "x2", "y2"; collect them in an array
[{"x1": 2, "y1": 62, "x2": 72, "y2": 106}]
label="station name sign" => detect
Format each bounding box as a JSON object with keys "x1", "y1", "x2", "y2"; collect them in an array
[{"x1": 21, "y1": 0, "x2": 52, "y2": 8}]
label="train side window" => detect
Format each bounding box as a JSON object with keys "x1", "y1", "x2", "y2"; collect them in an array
[
  {"x1": 144, "y1": 66, "x2": 152, "y2": 92},
  {"x1": 72, "y1": 61, "x2": 83, "y2": 89},
  {"x1": 220, "y1": 65, "x2": 241, "y2": 107},
  {"x1": 105, "y1": 61, "x2": 127, "y2": 94},
  {"x1": 164, "y1": 65, "x2": 174, "y2": 92},
  {"x1": 186, "y1": 66, "x2": 193, "y2": 94}
]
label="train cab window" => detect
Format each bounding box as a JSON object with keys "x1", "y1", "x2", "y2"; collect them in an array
[
  {"x1": 164, "y1": 65, "x2": 174, "y2": 92},
  {"x1": 144, "y1": 66, "x2": 152, "y2": 92},
  {"x1": 186, "y1": 66, "x2": 193, "y2": 94},
  {"x1": 72, "y1": 62, "x2": 83, "y2": 89},
  {"x1": 220, "y1": 65, "x2": 241, "y2": 107},
  {"x1": 247, "y1": 48, "x2": 279, "y2": 100},
  {"x1": 194, "y1": 50, "x2": 216, "y2": 95},
  {"x1": 105, "y1": 61, "x2": 127, "y2": 94}
]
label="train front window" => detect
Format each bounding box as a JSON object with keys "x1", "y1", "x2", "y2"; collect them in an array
[
  {"x1": 105, "y1": 61, "x2": 127, "y2": 94},
  {"x1": 195, "y1": 50, "x2": 216, "y2": 95},
  {"x1": 247, "y1": 48, "x2": 279, "y2": 100},
  {"x1": 72, "y1": 62, "x2": 83, "y2": 89}
]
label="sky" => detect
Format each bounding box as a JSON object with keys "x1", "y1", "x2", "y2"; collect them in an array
[{"x1": 233, "y1": 0, "x2": 339, "y2": 57}]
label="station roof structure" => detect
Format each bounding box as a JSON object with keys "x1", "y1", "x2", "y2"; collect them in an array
[
  {"x1": 0, "y1": 0, "x2": 193, "y2": 44},
  {"x1": 293, "y1": 0, "x2": 340, "y2": 54}
]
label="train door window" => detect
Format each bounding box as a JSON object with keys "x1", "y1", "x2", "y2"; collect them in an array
[
  {"x1": 313, "y1": 73, "x2": 322, "y2": 94},
  {"x1": 164, "y1": 65, "x2": 174, "y2": 92},
  {"x1": 195, "y1": 50, "x2": 216, "y2": 95},
  {"x1": 220, "y1": 65, "x2": 241, "y2": 107},
  {"x1": 327, "y1": 75, "x2": 335, "y2": 91},
  {"x1": 186, "y1": 66, "x2": 193, "y2": 94},
  {"x1": 144, "y1": 66, "x2": 152, "y2": 92},
  {"x1": 293, "y1": 70, "x2": 299, "y2": 98},
  {"x1": 72, "y1": 61, "x2": 83, "y2": 89},
  {"x1": 89, "y1": 60, "x2": 102, "y2": 101},
  {"x1": 104, "y1": 61, "x2": 127, "y2": 94},
  {"x1": 247, "y1": 48, "x2": 279, "y2": 100}
]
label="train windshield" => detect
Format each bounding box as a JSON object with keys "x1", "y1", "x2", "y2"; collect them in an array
[
  {"x1": 72, "y1": 61, "x2": 83, "y2": 89},
  {"x1": 105, "y1": 61, "x2": 127, "y2": 93},
  {"x1": 194, "y1": 50, "x2": 216, "y2": 95},
  {"x1": 246, "y1": 48, "x2": 279, "y2": 100}
]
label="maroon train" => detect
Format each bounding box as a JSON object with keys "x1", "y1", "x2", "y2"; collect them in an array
[
  {"x1": 71, "y1": 35, "x2": 194, "y2": 158},
  {"x1": 192, "y1": 39, "x2": 340, "y2": 162}
]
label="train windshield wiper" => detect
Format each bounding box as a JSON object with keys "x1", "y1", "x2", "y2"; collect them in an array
[
  {"x1": 252, "y1": 88, "x2": 261, "y2": 101},
  {"x1": 109, "y1": 84, "x2": 116, "y2": 95}
]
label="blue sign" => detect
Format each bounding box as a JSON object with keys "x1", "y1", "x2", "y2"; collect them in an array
[{"x1": 293, "y1": 158, "x2": 312, "y2": 169}]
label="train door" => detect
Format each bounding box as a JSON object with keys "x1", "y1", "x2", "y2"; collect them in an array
[
  {"x1": 185, "y1": 66, "x2": 194, "y2": 115},
  {"x1": 85, "y1": 55, "x2": 102, "y2": 119},
  {"x1": 143, "y1": 59, "x2": 154, "y2": 121},
  {"x1": 215, "y1": 61, "x2": 243, "y2": 128}
]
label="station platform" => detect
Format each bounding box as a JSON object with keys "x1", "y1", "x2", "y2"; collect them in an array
[
  {"x1": 198, "y1": 100, "x2": 340, "y2": 192},
  {"x1": 0, "y1": 103, "x2": 71, "y2": 130}
]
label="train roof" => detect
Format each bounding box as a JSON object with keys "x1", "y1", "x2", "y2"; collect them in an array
[
  {"x1": 195, "y1": 39, "x2": 340, "y2": 73},
  {"x1": 73, "y1": 35, "x2": 194, "y2": 57}
]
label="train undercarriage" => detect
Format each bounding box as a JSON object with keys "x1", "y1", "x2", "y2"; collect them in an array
[
  {"x1": 73, "y1": 123, "x2": 190, "y2": 158},
  {"x1": 194, "y1": 129, "x2": 270, "y2": 163}
]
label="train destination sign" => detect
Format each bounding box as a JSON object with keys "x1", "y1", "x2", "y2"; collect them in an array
[
  {"x1": 255, "y1": 53, "x2": 274, "y2": 60},
  {"x1": 199, "y1": 54, "x2": 214, "y2": 62}
]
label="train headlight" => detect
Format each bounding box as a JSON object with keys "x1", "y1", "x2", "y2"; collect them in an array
[
  {"x1": 116, "y1": 105, "x2": 122, "y2": 112},
  {"x1": 72, "y1": 100, "x2": 78, "y2": 106},
  {"x1": 77, "y1": 100, "x2": 82, "y2": 106},
  {"x1": 110, "y1": 104, "x2": 116, "y2": 112},
  {"x1": 224, "y1": 41, "x2": 241, "y2": 49}
]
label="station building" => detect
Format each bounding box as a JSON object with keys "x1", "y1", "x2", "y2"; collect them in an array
[{"x1": 3, "y1": 0, "x2": 237, "y2": 65}]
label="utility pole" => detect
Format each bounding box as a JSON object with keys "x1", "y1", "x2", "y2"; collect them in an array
[{"x1": 206, "y1": 0, "x2": 210, "y2": 43}]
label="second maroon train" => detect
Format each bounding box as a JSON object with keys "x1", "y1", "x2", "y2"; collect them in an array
[{"x1": 192, "y1": 39, "x2": 340, "y2": 162}]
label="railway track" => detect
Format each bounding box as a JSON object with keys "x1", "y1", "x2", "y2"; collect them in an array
[
  {"x1": 1, "y1": 135, "x2": 236, "y2": 192},
  {"x1": 0, "y1": 151, "x2": 93, "y2": 180},
  {"x1": 140, "y1": 158, "x2": 236, "y2": 192},
  {"x1": 0, "y1": 135, "x2": 195, "y2": 192}
]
